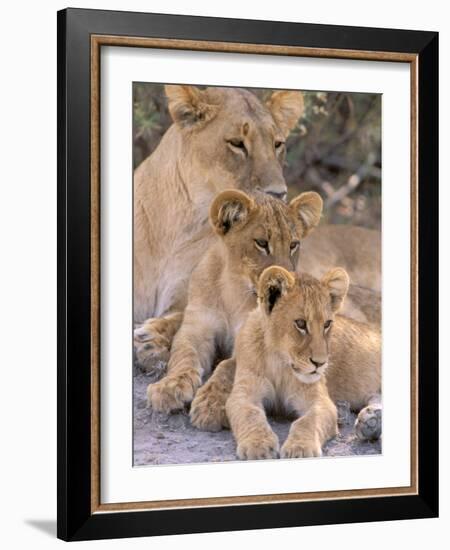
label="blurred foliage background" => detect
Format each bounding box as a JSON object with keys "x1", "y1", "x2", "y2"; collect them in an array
[{"x1": 133, "y1": 84, "x2": 381, "y2": 230}]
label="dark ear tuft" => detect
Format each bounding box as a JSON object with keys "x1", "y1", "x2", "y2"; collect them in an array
[
  {"x1": 209, "y1": 190, "x2": 255, "y2": 236},
  {"x1": 267, "y1": 285, "x2": 282, "y2": 313},
  {"x1": 258, "y1": 266, "x2": 296, "y2": 315}
]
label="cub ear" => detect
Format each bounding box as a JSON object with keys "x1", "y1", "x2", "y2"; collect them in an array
[
  {"x1": 258, "y1": 266, "x2": 296, "y2": 315},
  {"x1": 165, "y1": 85, "x2": 217, "y2": 128},
  {"x1": 289, "y1": 192, "x2": 323, "y2": 236},
  {"x1": 266, "y1": 90, "x2": 304, "y2": 137},
  {"x1": 321, "y1": 268, "x2": 350, "y2": 312},
  {"x1": 209, "y1": 190, "x2": 255, "y2": 236}
]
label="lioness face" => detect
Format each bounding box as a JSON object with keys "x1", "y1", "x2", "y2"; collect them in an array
[
  {"x1": 165, "y1": 85, "x2": 305, "y2": 199},
  {"x1": 209, "y1": 190, "x2": 323, "y2": 293},
  {"x1": 258, "y1": 267, "x2": 349, "y2": 384}
]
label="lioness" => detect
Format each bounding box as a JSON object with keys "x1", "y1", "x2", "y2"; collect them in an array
[
  {"x1": 190, "y1": 267, "x2": 381, "y2": 452},
  {"x1": 147, "y1": 188, "x2": 323, "y2": 413},
  {"x1": 225, "y1": 266, "x2": 381, "y2": 460},
  {"x1": 134, "y1": 85, "x2": 381, "y2": 372}
]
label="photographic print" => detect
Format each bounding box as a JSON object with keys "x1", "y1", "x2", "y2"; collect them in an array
[
  {"x1": 58, "y1": 9, "x2": 438, "y2": 540},
  {"x1": 132, "y1": 83, "x2": 382, "y2": 466}
]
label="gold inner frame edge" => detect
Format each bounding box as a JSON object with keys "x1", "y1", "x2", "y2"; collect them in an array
[{"x1": 89, "y1": 34, "x2": 419, "y2": 514}]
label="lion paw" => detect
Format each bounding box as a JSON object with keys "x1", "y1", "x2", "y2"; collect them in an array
[
  {"x1": 281, "y1": 436, "x2": 322, "y2": 459},
  {"x1": 134, "y1": 323, "x2": 170, "y2": 378},
  {"x1": 147, "y1": 371, "x2": 200, "y2": 414},
  {"x1": 236, "y1": 431, "x2": 279, "y2": 460},
  {"x1": 354, "y1": 404, "x2": 382, "y2": 441},
  {"x1": 190, "y1": 385, "x2": 228, "y2": 432}
]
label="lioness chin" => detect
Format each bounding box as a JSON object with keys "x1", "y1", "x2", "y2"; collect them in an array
[
  {"x1": 147, "y1": 188, "x2": 323, "y2": 414},
  {"x1": 193, "y1": 267, "x2": 381, "y2": 453}
]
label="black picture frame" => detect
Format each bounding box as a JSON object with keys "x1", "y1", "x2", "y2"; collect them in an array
[{"x1": 57, "y1": 7, "x2": 438, "y2": 541}]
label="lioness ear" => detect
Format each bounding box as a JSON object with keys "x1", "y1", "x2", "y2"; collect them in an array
[
  {"x1": 266, "y1": 91, "x2": 304, "y2": 137},
  {"x1": 321, "y1": 268, "x2": 350, "y2": 312},
  {"x1": 258, "y1": 266, "x2": 296, "y2": 315},
  {"x1": 165, "y1": 85, "x2": 217, "y2": 128},
  {"x1": 289, "y1": 192, "x2": 323, "y2": 236},
  {"x1": 210, "y1": 190, "x2": 255, "y2": 236}
]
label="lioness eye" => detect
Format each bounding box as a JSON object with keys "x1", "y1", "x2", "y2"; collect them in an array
[
  {"x1": 294, "y1": 319, "x2": 308, "y2": 333},
  {"x1": 227, "y1": 139, "x2": 247, "y2": 154},
  {"x1": 290, "y1": 241, "x2": 300, "y2": 254},
  {"x1": 254, "y1": 238, "x2": 269, "y2": 253},
  {"x1": 324, "y1": 320, "x2": 332, "y2": 330},
  {"x1": 275, "y1": 140, "x2": 285, "y2": 150}
]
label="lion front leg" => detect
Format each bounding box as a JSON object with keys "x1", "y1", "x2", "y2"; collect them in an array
[
  {"x1": 190, "y1": 358, "x2": 236, "y2": 431},
  {"x1": 354, "y1": 393, "x2": 382, "y2": 441},
  {"x1": 281, "y1": 397, "x2": 338, "y2": 459},
  {"x1": 226, "y1": 384, "x2": 279, "y2": 461},
  {"x1": 147, "y1": 311, "x2": 219, "y2": 413},
  {"x1": 134, "y1": 311, "x2": 183, "y2": 376}
]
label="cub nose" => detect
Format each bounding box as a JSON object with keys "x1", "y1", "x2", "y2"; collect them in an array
[{"x1": 310, "y1": 358, "x2": 326, "y2": 368}]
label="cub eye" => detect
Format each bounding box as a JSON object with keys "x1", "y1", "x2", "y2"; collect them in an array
[
  {"x1": 227, "y1": 139, "x2": 247, "y2": 154},
  {"x1": 294, "y1": 319, "x2": 308, "y2": 334},
  {"x1": 254, "y1": 238, "x2": 270, "y2": 253},
  {"x1": 290, "y1": 241, "x2": 300, "y2": 254},
  {"x1": 324, "y1": 320, "x2": 333, "y2": 330},
  {"x1": 275, "y1": 140, "x2": 285, "y2": 150}
]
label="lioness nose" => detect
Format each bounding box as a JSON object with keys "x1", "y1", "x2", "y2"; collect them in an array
[{"x1": 310, "y1": 358, "x2": 326, "y2": 368}]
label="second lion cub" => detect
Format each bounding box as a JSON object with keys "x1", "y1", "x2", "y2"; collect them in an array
[
  {"x1": 147, "y1": 189, "x2": 323, "y2": 413},
  {"x1": 226, "y1": 266, "x2": 380, "y2": 460}
]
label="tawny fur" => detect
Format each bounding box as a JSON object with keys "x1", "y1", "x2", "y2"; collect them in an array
[
  {"x1": 134, "y1": 86, "x2": 301, "y2": 324},
  {"x1": 147, "y1": 189, "x2": 323, "y2": 413},
  {"x1": 300, "y1": 225, "x2": 381, "y2": 292},
  {"x1": 344, "y1": 284, "x2": 381, "y2": 325},
  {"x1": 193, "y1": 268, "x2": 380, "y2": 458},
  {"x1": 133, "y1": 85, "x2": 381, "y2": 371}
]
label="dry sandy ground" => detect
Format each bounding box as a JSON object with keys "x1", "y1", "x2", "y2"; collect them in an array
[{"x1": 133, "y1": 370, "x2": 381, "y2": 466}]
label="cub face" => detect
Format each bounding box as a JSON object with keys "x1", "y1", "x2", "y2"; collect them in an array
[
  {"x1": 209, "y1": 189, "x2": 323, "y2": 293},
  {"x1": 257, "y1": 266, "x2": 350, "y2": 384}
]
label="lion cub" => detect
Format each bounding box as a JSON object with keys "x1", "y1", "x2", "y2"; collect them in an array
[
  {"x1": 147, "y1": 189, "x2": 323, "y2": 413},
  {"x1": 226, "y1": 266, "x2": 381, "y2": 460}
]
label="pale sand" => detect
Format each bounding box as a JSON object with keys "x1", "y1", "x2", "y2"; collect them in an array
[{"x1": 133, "y1": 370, "x2": 381, "y2": 466}]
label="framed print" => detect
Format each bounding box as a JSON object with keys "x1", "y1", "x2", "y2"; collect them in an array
[{"x1": 57, "y1": 8, "x2": 439, "y2": 541}]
